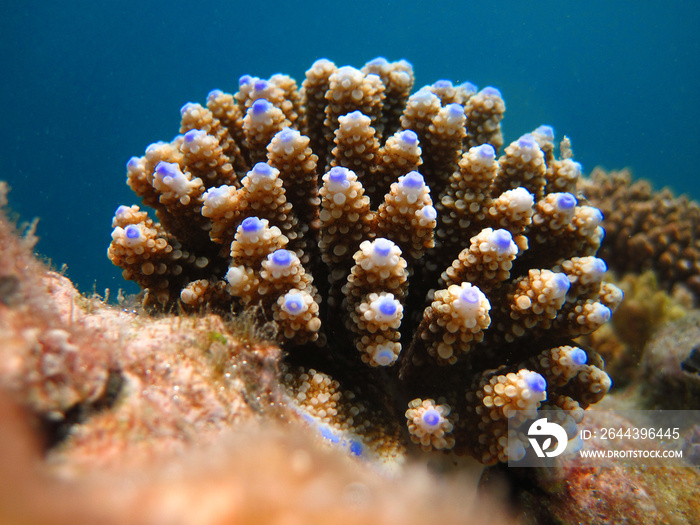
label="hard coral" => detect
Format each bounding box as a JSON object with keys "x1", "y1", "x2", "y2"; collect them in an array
[
  {"x1": 581, "y1": 167, "x2": 700, "y2": 302},
  {"x1": 108, "y1": 57, "x2": 621, "y2": 464}
]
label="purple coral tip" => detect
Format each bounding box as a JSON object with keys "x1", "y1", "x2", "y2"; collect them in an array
[
  {"x1": 460, "y1": 81, "x2": 478, "y2": 95},
  {"x1": 277, "y1": 127, "x2": 295, "y2": 143},
  {"x1": 180, "y1": 102, "x2": 197, "y2": 116},
  {"x1": 155, "y1": 161, "x2": 179, "y2": 179},
  {"x1": 447, "y1": 103, "x2": 464, "y2": 118},
  {"x1": 252, "y1": 162, "x2": 274, "y2": 177},
  {"x1": 492, "y1": 229, "x2": 513, "y2": 252},
  {"x1": 460, "y1": 287, "x2": 480, "y2": 304},
  {"x1": 373, "y1": 238, "x2": 393, "y2": 257},
  {"x1": 535, "y1": 125, "x2": 555, "y2": 140},
  {"x1": 239, "y1": 75, "x2": 252, "y2": 87},
  {"x1": 328, "y1": 166, "x2": 349, "y2": 184},
  {"x1": 349, "y1": 440, "x2": 363, "y2": 456},
  {"x1": 284, "y1": 293, "x2": 304, "y2": 314},
  {"x1": 241, "y1": 216, "x2": 263, "y2": 233},
  {"x1": 254, "y1": 79, "x2": 268, "y2": 92},
  {"x1": 252, "y1": 99, "x2": 272, "y2": 115},
  {"x1": 378, "y1": 297, "x2": 397, "y2": 316},
  {"x1": 184, "y1": 129, "x2": 203, "y2": 143},
  {"x1": 556, "y1": 193, "x2": 577, "y2": 210},
  {"x1": 517, "y1": 134, "x2": 537, "y2": 150},
  {"x1": 116, "y1": 205, "x2": 130, "y2": 217},
  {"x1": 399, "y1": 130, "x2": 418, "y2": 145},
  {"x1": 475, "y1": 143, "x2": 496, "y2": 160},
  {"x1": 271, "y1": 249, "x2": 293, "y2": 267},
  {"x1": 553, "y1": 273, "x2": 572, "y2": 294},
  {"x1": 593, "y1": 258, "x2": 607, "y2": 273},
  {"x1": 525, "y1": 372, "x2": 547, "y2": 393},
  {"x1": 367, "y1": 57, "x2": 388, "y2": 67},
  {"x1": 434, "y1": 79, "x2": 453, "y2": 89},
  {"x1": 481, "y1": 86, "x2": 502, "y2": 98},
  {"x1": 422, "y1": 408, "x2": 441, "y2": 428},
  {"x1": 125, "y1": 224, "x2": 140, "y2": 239},
  {"x1": 401, "y1": 171, "x2": 424, "y2": 189},
  {"x1": 126, "y1": 157, "x2": 140, "y2": 170},
  {"x1": 571, "y1": 348, "x2": 588, "y2": 366},
  {"x1": 592, "y1": 208, "x2": 604, "y2": 223},
  {"x1": 421, "y1": 205, "x2": 437, "y2": 220},
  {"x1": 207, "y1": 89, "x2": 224, "y2": 103}
]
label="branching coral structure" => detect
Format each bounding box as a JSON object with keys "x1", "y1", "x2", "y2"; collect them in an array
[{"x1": 108, "y1": 58, "x2": 621, "y2": 464}]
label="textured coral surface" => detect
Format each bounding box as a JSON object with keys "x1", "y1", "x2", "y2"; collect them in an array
[
  {"x1": 582, "y1": 168, "x2": 700, "y2": 302},
  {"x1": 107, "y1": 58, "x2": 622, "y2": 464}
]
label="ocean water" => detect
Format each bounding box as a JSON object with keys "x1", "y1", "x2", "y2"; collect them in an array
[{"x1": 1, "y1": 1, "x2": 698, "y2": 295}]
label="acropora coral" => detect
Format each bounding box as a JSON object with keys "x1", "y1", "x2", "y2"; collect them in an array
[
  {"x1": 108, "y1": 57, "x2": 621, "y2": 464},
  {"x1": 581, "y1": 167, "x2": 700, "y2": 302}
]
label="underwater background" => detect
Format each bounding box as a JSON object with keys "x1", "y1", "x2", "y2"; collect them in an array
[{"x1": 1, "y1": 0, "x2": 698, "y2": 296}]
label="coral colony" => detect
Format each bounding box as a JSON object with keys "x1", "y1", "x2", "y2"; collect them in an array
[{"x1": 108, "y1": 58, "x2": 621, "y2": 464}]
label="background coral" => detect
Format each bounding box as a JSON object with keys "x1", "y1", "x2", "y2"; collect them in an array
[{"x1": 581, "y1": 168, "x2": 700, "y2": 303}]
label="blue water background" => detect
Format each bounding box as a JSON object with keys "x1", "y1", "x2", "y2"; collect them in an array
[{"x1": 1, "y1": 1, "x2": 698, "y2": 295}]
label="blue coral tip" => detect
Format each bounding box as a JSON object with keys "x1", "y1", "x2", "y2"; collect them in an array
[
  {"x1": 553, "y1": 273, "x2": 571, "y2": 293},
  {"x1": 593, "y1": 258, "x2": 607, "y2": 273},
  {"x1": 475, "y1": 144, "x2": 496, "y2": 160},
  {"x1": 252, "y1": 98, "x2": 271, "y2": 115},
  {"x1": 422, "y1": 205, "x2": 437, "y2": 220},
  {"x1": 367, "y1": 57, "x2": 388, "y2": 67},
  {"x1": 254, "y1": 79, "x2": 268, "y2": 92},
  {"x1": 125, "y1": 225, "x2": 140, "y2": 239},
  {"x1": 413, "y1": 89, "x2": 434, "y2": 102},
  {"x1": 252, "y1": 162, "x2": 273, "y2": 177},
  {"x1": 525, "y1": 372, "x2": 547, "y2": 393},
  {"x1": 556, "y1": 193, "x2": 577, "y2": 210},
  {"x1": 399, "y1": 130, "x2": 418, "y2": 145},
  {"x1": 373, "y1": 238, "x2": 393, "y2": 257},
  {"x1": 378, "y1": 297, "x2": 397, "y2": 316},
  {"x1": 155, "y1": 161, "x2": 178, "y2": 178},
  {"x1": 571, "y1": 348, "x2": 588, "y2": 366},
  {"x1": 184, "y1": 129, "x2": 202, "y2": 143},
  {"x1": 422, "y1": 408, "x2": 441, "y2": 428},
  {"x1": 284, "y1": 293, "x2": 304, "y2": 313},
  {"x1": 517, "y1": 134, "x2": 537, "y2": 149},
  {"x1": 328, "y1": 166, "x2": 349, "y2": 184},
  {"x1": 180, "y1": 102, "x2": 197, "y2": 116},
  {"x1": 447, "y1": 103, "x2": 464, "y2": 117},
  {"x1": 271, "y1": 249, "x2": 293, "y2": 267},
  {"x1": 401, "y1": 171, "x2": 424, "y2": 189},
  {"x1": 434, "y1": 79, "x2": 453, "y2": 89},
  {"x1": 207, "y1": 89, "x2": 223, "y2": 102},
  {"x1": 460, "y1": 81, "x2": 478, "y2": 94},
  {"x1": 126, "y1": 157, "x2": 140, "y2": 170},
  {"x1": 319, "y1": 424, "x2": 340, "y2": 444},
  {"x1": 115, "y1": 205, "x2": 130, "y2": 217},
  {"x1": 346, "y1": 110, "x2": 363, "y2": 120},
  {"x1": 277, "y1": 127, "x2": 295, "y2": 142},
  {"x1": 241, "y1": 216, "x2": 263, "y2": 233},
  {"x1": 481, "y1": 86, "x2": 502, "y2": 98},
  {"x1": 535, "y1": 125, "x2": 555, "y2": 140},
  {"x1": 374, "y1": 347, "x2": 396, "y2": 366},
  {"x1": 349, "y1": 440, "x2": 364, "y2": 456},
  {"x1": 239, "y1": 75, "x2": 252, "y2": 87},
  {"x1": 460, "y1": 287, "x2": 480, "y2": 304},
  {"x1": 492, "y1": 229, "x2": 513, "y2": 250}
]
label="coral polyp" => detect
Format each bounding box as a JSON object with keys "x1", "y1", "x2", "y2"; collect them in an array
[{"x1": 108, "y1": 57, "x2": 621, "y2": 464}]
